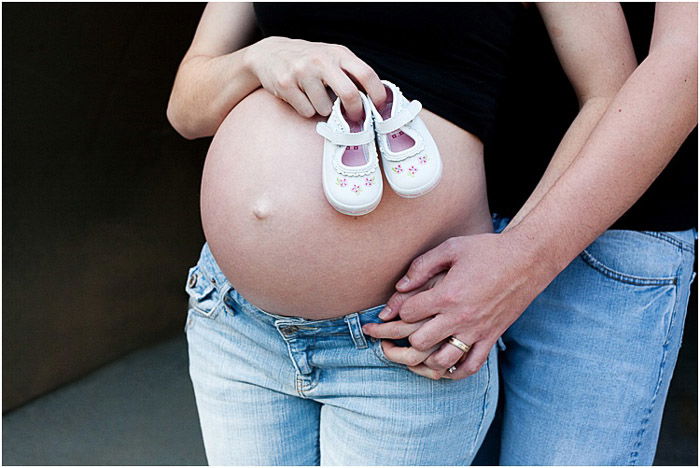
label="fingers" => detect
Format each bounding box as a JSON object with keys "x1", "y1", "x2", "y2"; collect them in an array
[
  {"x1": 300, "y1": 78, "x2": 333, "y2": 116},
  {"x1": 422, "y1": 336, "x2": 471, "y2": 371},
  {"x1": 322, "y1": 67, "x2": 364, "y2": 121},
  {"x1": 279, "y1": 86, "x2": 316, "y2": 118},
  {"x1": 398, "y1": 288, "x2": 442, "y2": 323},
  {"x1": 340, "y1": 56, "x2": 386, "y2": 109},
  {"x1": 443, "y1": 339, "x2": 493, "y2": 380},
  {"x1": 381, "y1": 291, "x2": 413, "y2": 321},
  {"x1": 396, "y1": 239, "x2": 458, "y2": 293},
  {"x1": 381, "y1": 339, "x2": 441, "y2": 367},
  {"x1": 362, "y1": 318, "x2": 427, "y2": 340},
  {"x1": 406, "y1": 362, "x2": 446, "y2": 381},
  {"x1": 406, "y1": 314, "x2": 456, "y2": 352}
]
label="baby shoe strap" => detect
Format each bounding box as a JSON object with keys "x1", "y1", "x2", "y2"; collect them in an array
[
  {"x1": 316, "y1": 122, "x2": 375, "y2": 147},
  {"x1": 374, "y1": 100, "x2": 423, "y2": 135}
]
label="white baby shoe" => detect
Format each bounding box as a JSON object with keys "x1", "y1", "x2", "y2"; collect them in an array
[
  {"x1": 369, "y1": 80, "x2": 442, "y2": 198},
  {"x1": 316, "y1": 92, "x2": 383, "y2": 216}
]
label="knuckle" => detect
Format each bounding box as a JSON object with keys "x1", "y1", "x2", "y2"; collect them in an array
[
  {"x1": 410, "y1": 255, "x2": 425, "y2": 273},
  {"x1": 340, "y1": 90, "x2": 360, "y2": 104},
  {"x1": 443, "y1": 237, "x2": 459, "y2": 255},
  {"x1": 309, "y1": 55, "x2": 324, "y2": 67},
  {"x1": 438, "y1": 290, "x2": 458, "y2": 308},
  {"x1": 333, "y1": 44, "x2": 351, "y2": 54},
  {"x1": 432, "y1": 354, "x2": 452, "y2": 369},
  {"x1": 356, "y1": 65, "x2": 376, "y2": 81},
  {"x1": 277, "y1": 75, "x2": 294, "y2": 90},
  {"x1": 385, "y1": 295, "x2": 400, "y2": 310},
  {"x1": 406, "y1": 355, "x2": 423, "y2": 367},
  {"x1": 465, "y1": 362, "x2": 483, "y2": 376},
  {"x1": 408, "y1": 335, "x2": 428, "y2": 352},
  {"x1": 455, "y1": 308, "x2": 473, "y2": 325},
  {"x1": 291, "y1": 62, "x2": 306, "y2": 75}
]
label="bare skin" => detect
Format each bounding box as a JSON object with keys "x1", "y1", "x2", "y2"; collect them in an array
[{"x1": 200, "y1": 88, "x2": 491, "y2": 318}]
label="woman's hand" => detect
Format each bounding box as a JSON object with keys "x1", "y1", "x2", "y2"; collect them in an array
[
  {"x1": 362, "y1": 273, "x2": 447, "y2": 372},
  {"x1": 363, "y1": 232, "x2": 556, "y2": 380},
  {"x1": 245, "y1": 36, "x2": 386, "y2": 120}
]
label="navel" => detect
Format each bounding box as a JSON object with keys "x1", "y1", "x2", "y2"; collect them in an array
[{"x1": 252, "y1": 198, "x2": 271, "y2": 220}]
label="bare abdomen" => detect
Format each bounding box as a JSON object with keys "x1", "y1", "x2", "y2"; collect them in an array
[{"x1": 200, "y1": 89, "x2": 492, "y2": 319}]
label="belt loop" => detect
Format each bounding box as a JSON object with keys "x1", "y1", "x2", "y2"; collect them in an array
[
  {"x1": 344, "y1": 313, "x2": 368, "y2": 349},
  {"x1": 220, "y1": 284, "x2": 237, "y2": 316}
]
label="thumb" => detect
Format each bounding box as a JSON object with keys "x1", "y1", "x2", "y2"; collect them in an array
[{"x1": 396, "y1": 239, "x2": 457, "y2": 292}]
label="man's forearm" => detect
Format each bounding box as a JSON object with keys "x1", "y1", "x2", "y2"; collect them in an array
[
  {"x1": 506, "y1": 39, "x2": 697, "y2": 278},
  {"x1": 507, "y1": 96, "x2": 618, "y2": 228}
]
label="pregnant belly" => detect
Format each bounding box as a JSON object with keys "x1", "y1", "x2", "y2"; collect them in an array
[{"x1": 201, "y1": 89, "x2": 492, "y2": 319}]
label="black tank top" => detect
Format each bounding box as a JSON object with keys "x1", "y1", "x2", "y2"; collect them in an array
[{"x1": 253, "y1": 2, "x2": 525, "y2": 144}]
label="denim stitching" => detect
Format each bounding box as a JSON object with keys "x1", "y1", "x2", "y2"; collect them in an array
[
  {"x1": 638, "y1": 230, "x2": 695, "y2": 253},
  {"x1": 371, "y1": 338, "x2": 407, "y2": 368},
  {"x1": 579, "y1": 249, "x2": 677, "y2": 286},
  {"x1": 629, "y1": 260, "x2": 684, "y2": 464},
  {"x1": 470, "y1": 349, "x2": 492, "y2": 457}
]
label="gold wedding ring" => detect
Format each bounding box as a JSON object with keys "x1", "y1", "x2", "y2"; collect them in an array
[{"x1": 447, "y1": 336, "x2": 472, "y2": 354}]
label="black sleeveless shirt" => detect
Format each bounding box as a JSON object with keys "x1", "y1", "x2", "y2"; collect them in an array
[{"x1": 253, "y1": 2, "x2": 525, "y2": 144}]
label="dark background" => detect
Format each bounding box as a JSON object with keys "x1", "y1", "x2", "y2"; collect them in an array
[{"x1": 3, "y1": 2, "x2": 696, "y2": 465}]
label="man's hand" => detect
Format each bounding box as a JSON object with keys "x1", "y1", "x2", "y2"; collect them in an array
[{"x1": 363, "y1": 231, "x2": 556, "y2": 380}]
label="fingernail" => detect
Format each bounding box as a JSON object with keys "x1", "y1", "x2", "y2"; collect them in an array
[
  {"x1": 397, "y1": 276, "x2": 409, "y2": 288},
  {"x1": 379, "y1": 307, "x2": 391, "y2": 320}
]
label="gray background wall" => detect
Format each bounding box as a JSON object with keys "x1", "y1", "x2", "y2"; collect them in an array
[{"x1": 3, "y1": 2, "x2": 209, "y2": 411}]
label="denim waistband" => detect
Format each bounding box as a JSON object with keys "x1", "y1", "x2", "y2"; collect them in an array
[
  {"x1": 196, "y1": 243, "x2": 389, "y2": 334},
  {"x1": 491, "y1": 214, "x2": 697, "y2": 253}
]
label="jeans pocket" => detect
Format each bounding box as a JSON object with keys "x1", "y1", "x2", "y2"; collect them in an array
[
  {"x1": 370, "y1": 337, "x2": 408, "y2": 369},
  {"x1": 185, "y1": 264, "x2": 222, "y2": 319},
  {"x1": 579, "y1": 230, "x2": 681, "y2": 286}
]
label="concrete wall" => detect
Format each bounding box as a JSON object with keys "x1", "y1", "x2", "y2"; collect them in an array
[{"x1": 3, "y1": 3, "x2": 209, "y2": 411}]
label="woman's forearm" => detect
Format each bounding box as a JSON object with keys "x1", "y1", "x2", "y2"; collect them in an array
[
  {"x1": 506, "y1": 31, "x2": 698, "y2": 277},
  {"x1": 167, "y1": 48, "x2": 260, "y2": 140},
  {"x1": 506, "y1": 4, "x2": 637, "y2": 229},
  {"x1": 166, "y1": 2, "x2": 260, "y2": 139}
]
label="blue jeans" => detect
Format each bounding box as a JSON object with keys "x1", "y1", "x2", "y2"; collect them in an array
[
  {"x1": 184, "y1": 243, "x2": 498, "y2": 465},
  {"x1": 492, "y1": 214, "x2": 697, "y2": 465}
]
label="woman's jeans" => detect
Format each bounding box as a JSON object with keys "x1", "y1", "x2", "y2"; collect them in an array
[
  {"x1": 183, "y1": 243, "x2": 498, "y2": 465},
  {"x1": 492, "y1": 214, "x2": 697, "y2": 465}
]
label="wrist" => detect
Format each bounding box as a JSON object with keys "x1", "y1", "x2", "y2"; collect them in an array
[
  {"x1": 500, "y1": 224, "x2": 564, "y2": 289},
  {"x1": 241, "y1": 40, "x2": 262, "y2": 78}
]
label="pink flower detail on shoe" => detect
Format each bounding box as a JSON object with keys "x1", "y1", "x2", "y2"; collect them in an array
[
  {"x1": 336, "y1": 177, "x2": 348, "y2": 187},
  {"x1": 391, "y1": 164, "x2": 403, "y2": 174},
  {"x1": 408, "y1": 165, "x2": 418, "y2": 176},
  {"x1": 364, "y1": 176, "x2": 375, "y2": 186},
  {"x1": 351, "y1": 184, "x2": 362, "y2": 194},
  {"x1": 418, "y1": 155, "x2": 428, "y2": 164}
]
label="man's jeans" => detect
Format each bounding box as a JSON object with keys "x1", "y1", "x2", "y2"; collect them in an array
[{"x1": 492, "y1": 214, "x2": 697, "y2": 465}]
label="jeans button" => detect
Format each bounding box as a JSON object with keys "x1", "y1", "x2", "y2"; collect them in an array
[
  {"x1": 188, "y1": 273, "x2": 198, "y2": 288},
  {"x1": 280, "y1": 325, "x2": 298, "y2": 335}
]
